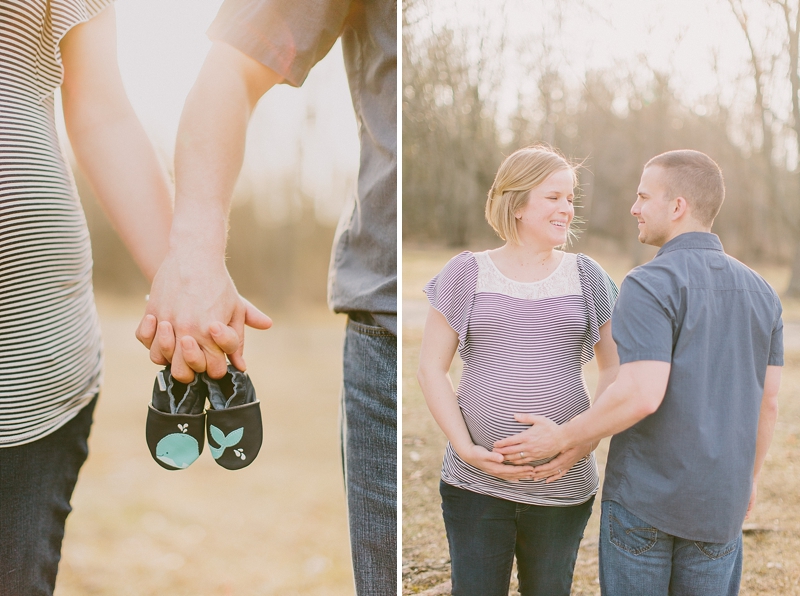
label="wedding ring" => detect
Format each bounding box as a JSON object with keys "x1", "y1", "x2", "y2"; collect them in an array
[
  {"x1": 557, "y1": 468, "x2": 562, "y2": 474},
  {"x1": 519, "y1": 451, "x2": 525, "y2": 458}
]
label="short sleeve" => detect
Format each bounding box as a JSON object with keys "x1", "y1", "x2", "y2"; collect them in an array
[
  {"x1": 612, "y1": 271, "x2": 674, "y2": 364},
  {"x1": 207, "y1": 0, "x2": 352, "y2": 87},
  {"x1": 37, "y1": 0, "x2": 114, "y2": 100},
  {"x1": 423, "y1": 252, "x2": 479, "y2": 350},
  {"x1": 769, "y1": 293, "x2": 784, "y2": 366},
  {"x1": 576, "y1": 254, "x2": 619, "y2": 363}
]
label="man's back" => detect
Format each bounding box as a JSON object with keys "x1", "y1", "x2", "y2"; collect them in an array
[{"x1": 603, "y1": 231, "x2": 783, "y2": 543}]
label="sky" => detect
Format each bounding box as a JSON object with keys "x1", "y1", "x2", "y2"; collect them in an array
[
  {"x1": 410, "y1": 0, "x2": 780, "y2": 126},
  {"x1": 73, "y1": 0, "x2": 361, "y2": 225}
]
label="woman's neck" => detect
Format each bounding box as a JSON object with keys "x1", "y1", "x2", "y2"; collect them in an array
[{"x1": 489, "y1": 243, "x2": 563, "y2": 283}]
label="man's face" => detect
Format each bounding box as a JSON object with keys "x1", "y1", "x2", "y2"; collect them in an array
[{"x1": 631, "y1": 166, "x2": 674, "y2": 247}]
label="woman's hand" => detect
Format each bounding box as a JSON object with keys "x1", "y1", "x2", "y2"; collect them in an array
[
  {"x1": 492, "y1": 413, "x2": 566, "y2": 463},
  {"x1": 457, "y1": 444, "x2": 536, "y2": 483},
  {"x1": 529, "y1": 442, "x2": 595, "y2": 483}
]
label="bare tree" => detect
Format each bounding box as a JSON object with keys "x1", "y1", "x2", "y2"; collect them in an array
[{"x1": 727, "y1": 0, "x2": 800, "y2": 294}]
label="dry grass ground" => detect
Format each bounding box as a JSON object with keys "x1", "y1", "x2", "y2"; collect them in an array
[
  {"x1": 402, "y1": 246, "x2": 800, "y2": 596},
  {"x1": 55, "y1": 296, "x2": 354, "y2": 596}
]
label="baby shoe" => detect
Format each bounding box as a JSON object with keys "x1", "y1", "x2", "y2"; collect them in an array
[
  {"x1": 146, "y1": 366, "x2": 208, "y2": 470},
  {"x1": 202, "y1": 365, "x2": 262, "y2": 470}
]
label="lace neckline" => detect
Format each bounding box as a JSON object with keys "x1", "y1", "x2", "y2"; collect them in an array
[
  {"x1": 474, "y1": 251, "x2": 581, "y2": 300},
  {"x1": 483, "y1": 250, "x2": 567, "y2": 285}
]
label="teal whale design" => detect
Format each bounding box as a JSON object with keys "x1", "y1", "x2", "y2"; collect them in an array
[
  {"x1": 156, "y1": 433, "x2": 200, "y2": 469},
  {"x1": 209, "y1": 425, "x2": 243, "y2": 460}
]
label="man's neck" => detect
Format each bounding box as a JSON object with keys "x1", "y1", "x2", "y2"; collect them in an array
[{"x1": 660, "y1": 221, "x2": 712, "y2": 247}]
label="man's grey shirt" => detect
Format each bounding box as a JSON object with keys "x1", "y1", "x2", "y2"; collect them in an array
[
  {"x1": 603, "y1": 232, "x2": 783, "y2": 543},
  {"x1": 208, "y1": 0, "x2": 397, "y2": 334}
]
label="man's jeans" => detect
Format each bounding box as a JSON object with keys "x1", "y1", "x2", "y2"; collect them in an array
[
  {"x1": 342, "y1": 316, "x2": 397, "y2": 596},
  {"x1": 441, "y1": 481, "x2": 594, "y2": 596},
  {"x1": 599, "y1": 500, "x2": 743, "y2": 596},
  {"x1": 0, "y1": 396, "x2": 96, "y2": 596}
]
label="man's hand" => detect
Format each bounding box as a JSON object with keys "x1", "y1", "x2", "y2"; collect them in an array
[
  {"x1": 492, "y1": 413, "x2": 566, "y2": 463},
  {"x1": 529, "y1": 442, "x2": 594, "y2": 483},
  {"x1": 135, "y1": 251, "x2": 272, "y2": 382}
]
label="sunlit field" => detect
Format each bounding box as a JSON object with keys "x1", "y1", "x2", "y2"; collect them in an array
[
  {"x1": 402, "y1": 246, "x2": 800, "y2": 596},
  {"x1": 55, "y1": 296, "x2": 353, "y2": 596}
]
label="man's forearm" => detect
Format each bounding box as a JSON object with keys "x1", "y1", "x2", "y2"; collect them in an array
[
  {"x1": 753, "y1": 366, "x2": 781, "y2": 482},
  {"x1": 171, "y1": 43, "x2": 282, "y2": 260},
  {"x1": 560, "y1": 361, "x2": 670, "y2": 452},
  {"x1": 172, "y1": 61, "x2": 251, "y2": 259}
]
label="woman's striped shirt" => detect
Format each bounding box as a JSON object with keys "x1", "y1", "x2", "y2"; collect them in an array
[
  {"x1": 424, "y1": 251, "x2": 619, "y2": 506},
  {"x1": 0, "y1": 0, "x2": 111, "y2": 446}
]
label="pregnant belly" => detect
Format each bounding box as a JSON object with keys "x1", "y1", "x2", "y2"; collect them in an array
[{"x1": 457, "y1": 380, "x2": 590, "y2": 451}]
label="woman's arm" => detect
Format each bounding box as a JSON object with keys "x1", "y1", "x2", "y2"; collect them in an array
[
  {"x1": 593, "y1": 320, "x2": 620, "y2": 401},
  {"x1": 59, "y1": 4, "x2": 172, "y2": 282},
  {"x1": 417, "y1": 306, "x2": 534, "y2": 482}
]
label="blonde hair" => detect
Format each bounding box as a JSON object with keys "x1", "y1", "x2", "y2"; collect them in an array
[
  {"x1": 645, "y1": 150, "x2": 725, "y2": 226},
  {"x1": 485, "y1": 145, "x2": 577, "y2": 245}
]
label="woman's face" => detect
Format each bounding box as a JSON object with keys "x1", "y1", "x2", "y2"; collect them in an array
[{"x1": 514, "y1": 168, "x2": 575, "y2": 248}]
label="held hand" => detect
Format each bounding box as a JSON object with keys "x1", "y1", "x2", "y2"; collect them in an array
[
  {"x1": 530, "y1": 442, "x2": 594, "y2": 483},
  {"x1": 135, "y1": 252, "x2": 272, "y2": 382},
  {"x1": 458, "y1": 444, "x2": 537, "y2": 483},
  {"x1": 492, "y1": 413, "x2": 564, "y2": 464}
]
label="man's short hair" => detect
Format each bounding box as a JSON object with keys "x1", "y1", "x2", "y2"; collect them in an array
[
  {"x1": 645, "y1": 150, "x2": 725, "y2": 226},
  {"x1": 485, "y1": 144, "x2": 577, "y2": 245}
]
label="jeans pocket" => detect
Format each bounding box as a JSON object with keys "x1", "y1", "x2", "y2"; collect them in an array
[
  {"x1": 607, "y1": 501, "x2": 659, "y2": 555},
  {"x1": 694, "y1": 537, "x2": 738, "y2": 560},
  {"x1": 347, "y1": 313, "x2": 393, "y2": 337}
]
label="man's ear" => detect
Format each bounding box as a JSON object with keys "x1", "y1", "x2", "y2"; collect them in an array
[{"x1": 671, "y1": 196, "x2": 689, "y2": 221}]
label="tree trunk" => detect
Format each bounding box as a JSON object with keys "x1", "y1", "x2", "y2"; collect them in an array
[{"x1": 785, "y1": 237, "x2": 800, "y2": 297}]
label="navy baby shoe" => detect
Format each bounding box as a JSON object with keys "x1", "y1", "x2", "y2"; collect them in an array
[
  {"x1": 146, "y1": 366, "x2": 208, "y2": 470},
  {"x1": 202, "y1": 366, "x2": 262, "y2": 470}
]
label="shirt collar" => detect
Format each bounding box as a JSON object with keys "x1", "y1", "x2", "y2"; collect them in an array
[{"x1": 655, "y1": 231, "x2": 723, "y2": 258}]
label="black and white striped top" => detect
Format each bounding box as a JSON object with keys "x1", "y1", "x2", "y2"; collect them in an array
[
  {"x1": 0, "y1": 0, "x2": 111, "y2": 446},
  {"x1": 425, "y1": 251, "x2": 618, "y2": 506}
]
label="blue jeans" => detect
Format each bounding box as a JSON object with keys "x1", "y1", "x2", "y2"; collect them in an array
[
  {"x1": 342, "y1": 316, "x2": 397, "y2": 595},
  {"x1": 599, "y1": 500, "x2": 743, "y2": 596},
  {"x1": 0, "y1": 396, "x2": 96, "y2": 596},
  {"x1": 440, "y1": 481, "x2": 594, "y2": 596}
]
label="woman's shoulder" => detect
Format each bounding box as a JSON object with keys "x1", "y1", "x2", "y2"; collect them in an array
[
  {"x1": 575, "y1": 252, "x2": 605, "y2": 273},
  {"x1": 575, "y1": 252, "x2": 620, "y2": 301},
  {"x1": 446, "y1": 250, "x2": 479, "y2": 265},
  {"x1": 436, "y1": 251, "x2": 480, "y2": 277}
]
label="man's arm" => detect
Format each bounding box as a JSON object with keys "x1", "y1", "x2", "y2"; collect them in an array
[
  {"x1": 746, "y1": 364, "x2": 781, "y2": 519},
  {"x1": 493, "y1": 359, "x2": 670, "y2": 462},
  {"x1": 136, "y1": 42, "x2": 279, "y2": 382},
  {"x1": 60, "y1": 5, "x2": 172, "y2": 281}
]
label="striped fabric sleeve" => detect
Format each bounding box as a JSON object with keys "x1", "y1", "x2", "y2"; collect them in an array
[
  {"x1": 37, "y1": 0, "x2": 113, "y2": 100},
  {"x1": 576, "y1": 254, "x2": 619, "y2": 364},
  {"x1": 423, "y1": 252, "x2": 479, "y2": 349}
]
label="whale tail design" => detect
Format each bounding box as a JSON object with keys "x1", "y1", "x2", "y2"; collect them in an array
[{"x1": 208, "y1": 425, "x2": 244, "y2": 460}]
